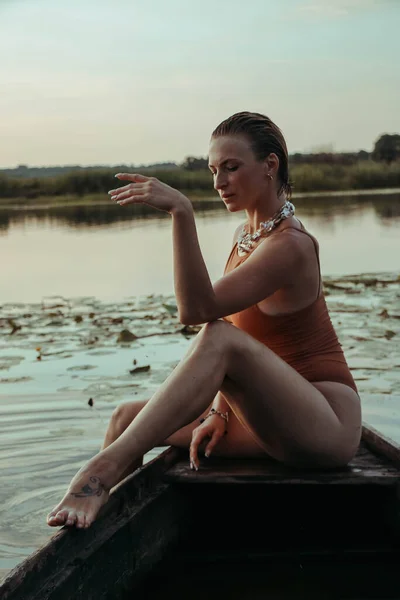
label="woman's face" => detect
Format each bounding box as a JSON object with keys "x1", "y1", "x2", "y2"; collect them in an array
[{"x1": 208, "y1": 135, "x2": 270, "y2": 212}]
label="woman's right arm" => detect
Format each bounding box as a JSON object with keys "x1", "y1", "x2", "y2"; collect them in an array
[
  {"x1": 211, "y1": 391, "x2": 230, "y2": 414},
  {"x1": 190, "y1": 392, "x2": 229, "y2": 469}
]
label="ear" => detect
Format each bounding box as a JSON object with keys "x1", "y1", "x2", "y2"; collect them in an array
[{"x1": 264, "y1": 153, "x2": 279, "y2": 177}]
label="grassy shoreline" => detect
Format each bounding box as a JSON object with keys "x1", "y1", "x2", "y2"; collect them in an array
[{"x1": 1, "y1": 161, "x2": 400, "y2": 207}]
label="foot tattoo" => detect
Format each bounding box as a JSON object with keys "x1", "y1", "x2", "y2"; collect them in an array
[{"x1": 70, "y1": 476, "x2": 104, "y2": 498}]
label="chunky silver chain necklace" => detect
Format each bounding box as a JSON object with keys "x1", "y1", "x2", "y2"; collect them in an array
[{"x1": 237, "y1": 200, "x2": 295, "y2": 256}]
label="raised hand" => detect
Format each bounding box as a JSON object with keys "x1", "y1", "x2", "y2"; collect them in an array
[{"x1": 108, "y1": 173, "x2": 189, "y2": 214}]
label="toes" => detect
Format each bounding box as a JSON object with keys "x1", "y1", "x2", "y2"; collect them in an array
[
  {"x1": 48, "y1": 509, "x2": 68, "y2": 526},
  {"x1": 76, "y1": 512, "x2": 85, "y2": 529},
  {"x1": 48, "y1": 508, "x2": 88, "y2": 529},
  {"x1": 47, "y1": 515, "x2": 58, "y2": 527},
  {"x1": 47, "y1": 505, "x2": 63, "y2": 520},
  {"x1": 65, "y1": 511, "x2": 77, "y2": 526},
  {"x1": 56, "y1": 509, "x2": 69, "y2": 523}
]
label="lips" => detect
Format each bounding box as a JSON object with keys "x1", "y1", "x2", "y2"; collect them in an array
[{"x1": 221, "y1": 193, "x2": 235, "y2": 199}]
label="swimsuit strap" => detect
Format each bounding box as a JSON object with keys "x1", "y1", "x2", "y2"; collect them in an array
[{"x1": 281, "y1": 221, "x2": 322, "y2": 299}]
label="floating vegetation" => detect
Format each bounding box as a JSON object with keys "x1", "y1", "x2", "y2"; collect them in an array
[
  {"x1": 117, "y1": 329, "x2": 138, "y2": 343},
  {"x1": 0, "y1": 376, "x2": 33, "y2": 384},
  {"x1": 0, "y1": 272, "x2": 398, "y2": 397},
  {"x1": 180, "y1": 324, "x2": 202, "y2": 335},
  {"x1": 129, "y1": 365, "x2": 151, "y2": 375}
]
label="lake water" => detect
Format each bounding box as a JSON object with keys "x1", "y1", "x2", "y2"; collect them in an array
[
  {"x1": 0, "y1": 191, "x2": 399, "y2": 583},
  {"x1": 1, "y1": 191, "x2": 400, "y2": 303}
]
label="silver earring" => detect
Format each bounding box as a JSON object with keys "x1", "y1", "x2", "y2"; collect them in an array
[{"x1": 267, "y1": 173, "x2": 273, "y2": 181}]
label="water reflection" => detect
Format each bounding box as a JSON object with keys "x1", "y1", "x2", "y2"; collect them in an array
[
  {"x1": 1, "y1": 191, "x2": 399, "y2": 304},
  {"x1": 0, "y1": 192, "x2": 399, "y2": 233},
  {"x1": 295, "y1": 192, "x2": 400, "y2": 230}
]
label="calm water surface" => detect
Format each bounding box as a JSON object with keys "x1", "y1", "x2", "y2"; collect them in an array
[
  {"x1": 1, "y1": 192, "x2": 399, "y2": 302},
  {"x1": 0, "y1": 192, "x2": 399, "y2": 583}
]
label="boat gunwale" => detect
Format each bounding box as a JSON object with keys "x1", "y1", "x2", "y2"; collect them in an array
[{"x1": 362, "y1": 423, "x2": 400, "y2": 467}]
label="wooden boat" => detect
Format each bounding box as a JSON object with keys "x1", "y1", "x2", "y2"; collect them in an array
[{"x1": 1, "y1": 423, "x2": 400, "y2": 600}]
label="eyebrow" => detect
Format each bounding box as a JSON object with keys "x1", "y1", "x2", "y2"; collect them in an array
[{"x1": 208, "y1": 158, "x2": 239, "y2": 169}]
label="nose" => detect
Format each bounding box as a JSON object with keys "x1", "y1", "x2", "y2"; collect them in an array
[{"x1": 213, "y1": 171, "x2": 227, "y2": 191}]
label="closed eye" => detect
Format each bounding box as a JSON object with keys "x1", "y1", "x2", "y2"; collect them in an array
[{"x1": 209, "y1": 165, "x2": 238, "y2": 175}]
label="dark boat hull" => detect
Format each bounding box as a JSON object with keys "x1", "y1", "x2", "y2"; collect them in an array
[{"x1": 1, "y1": 425, "x2": 400, "y2": 599}]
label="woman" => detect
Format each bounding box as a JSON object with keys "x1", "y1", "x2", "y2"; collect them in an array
[{"x1": 47, "y1": 112, "x2": 361, "y2": 530}]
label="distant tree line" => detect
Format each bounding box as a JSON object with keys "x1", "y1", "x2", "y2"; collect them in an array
[
  {"x1": 0, "y1": 162, "x2": 179, "y2": 179},
  {"x1": 181, "y1": 134, "x2": 400, "y2": 169},
  {"x1": 0, "y1": 134, "x2": 399, "y2": 201}
]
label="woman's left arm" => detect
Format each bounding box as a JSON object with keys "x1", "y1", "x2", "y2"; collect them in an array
[
  {"x1": 170, "y1": 202, "x2": 217, "y2": 324},
  {"x1": 109, "y1": 173, "x2": 217, "y2": 324},
  {"x1": 110, "y1": 174, "x2": 306, "y2": 326}
]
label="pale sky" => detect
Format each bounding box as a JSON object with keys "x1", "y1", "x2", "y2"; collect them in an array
[{"x1": 1, "y1": 0, "x2": 399, "y2": 167}]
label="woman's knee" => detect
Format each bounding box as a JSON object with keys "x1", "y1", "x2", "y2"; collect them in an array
[
  {"x1": 109, "y1": 400, "x2": 147, "y2": 436},
  {"x1": 195, "y1": 320, "x2": 233, "y2": 352}
]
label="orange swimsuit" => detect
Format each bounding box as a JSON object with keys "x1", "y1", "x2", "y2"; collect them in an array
[{"x1": 223, "y1": 223, "x2": 358, "y2": 393}]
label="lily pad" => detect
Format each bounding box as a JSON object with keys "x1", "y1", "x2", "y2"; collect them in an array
[
  {"x1": 162, "y1": 303, "x2": 178, "y2": 315},
  {"x1": 117, "y1": 329, "x2": 137, "y2": 343},
  {"x1": 0, "y1": 376, "x2": 33, "y2": 384},
  {"x1": 384, "y1": 330, "x2": 396, "y2": 340},
  {"x1": 180, "y1": 324, "x2": 202, "y2": 335},
  {"x1": 129, "y1": 365, "x2": 151, "y2": 375}
]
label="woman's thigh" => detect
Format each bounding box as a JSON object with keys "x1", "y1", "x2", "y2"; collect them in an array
[{"x1": 191, "y1": 320, "x2": 362, "y2": 466}]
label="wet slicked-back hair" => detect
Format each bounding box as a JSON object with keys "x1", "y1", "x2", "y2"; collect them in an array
[{"x1": 211, "y1": 111, "x2": 292, "y2": 199}]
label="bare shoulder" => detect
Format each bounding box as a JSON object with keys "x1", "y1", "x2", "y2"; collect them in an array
[
  {"x1": 258, "y1": 224, "x2": 311, "y2": 258},
  {"x1": 231, "y1": 222, "x2": 246, "y2": 246},
  {"x1": 279, "y1": 223, "x2": 320, "y2": 257}
]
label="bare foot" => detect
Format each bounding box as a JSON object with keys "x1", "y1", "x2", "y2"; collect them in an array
[{"x1": 47, "y1": 458, "x2": 115, "y2": 529}]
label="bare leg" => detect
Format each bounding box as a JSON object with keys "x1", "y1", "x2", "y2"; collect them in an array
[
  {"x1": 102, "y1": 393, "x2": 268, "y2": 477},
  {"x1": 48, "y1": 320, "x2": 361, "y2": 528},
  {"x1": 102, "y1": 402, "x2": 145, "y2": 480}
]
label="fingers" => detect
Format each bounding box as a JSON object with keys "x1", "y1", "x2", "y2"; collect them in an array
[
  {"x1": 114, "y1": 173, "x2": 150, "y2": 183},
  {"x1": 108, "y1": 182, "x2": 146, "y2": 198},
  {"x1": 189, "y1": 425, "x2": 223, "y2": 470},
  {"x1": 190, "y1": 429, "x2": 206, "y2": 471},
  {"x1": 108, "y1": 179, "x2": 152, "y2": 207},
  {"x1": 111, "y1": 190, "x2": 148, "y2": 206},
  {"x1": 110, "y1": 188, "x2": 148, "y2": 207},
  {"x1": 204, "y1": 430, "x2": 223, "y2": 458}
]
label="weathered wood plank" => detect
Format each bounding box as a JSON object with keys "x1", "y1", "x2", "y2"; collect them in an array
[
  {"x1": 164, "y1": 441, "x2": 400, "y2": 485},
  {"x1": 0, "y1": 448, "x2": 187, "y2": 600},
  {"x1": 362, "y1": 423, "x2": 400, "y2": 467}
]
